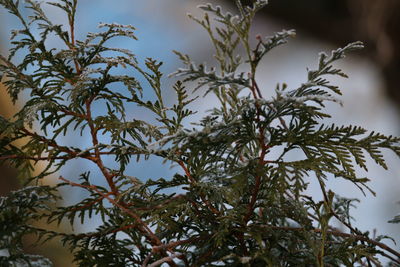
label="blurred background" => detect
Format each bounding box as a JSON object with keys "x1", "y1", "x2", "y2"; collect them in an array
[{"x1": 0, "y1": 0, "x2": 399, "y2": 265}]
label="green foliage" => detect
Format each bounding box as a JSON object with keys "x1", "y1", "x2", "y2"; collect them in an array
[
  {"x1": 0, "y1": 0, "x2": 399, "y2": 266},
  {"x1": 0, "y1": 186, "x2": 57, "y2": 266}
]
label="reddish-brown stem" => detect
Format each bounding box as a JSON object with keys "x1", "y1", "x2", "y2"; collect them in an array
[
  {"x1": 236, "y1": 77, "x2": 271, "y2": 257},
  {"x1": 318, "y1": 181, "x2": 359, "y2": 235},
  {"x1": 85, "y1": 97, "x2": 118, "y2": 195},
  {"x1": 188, "y1": 199, "x2": 203, "y2": 217},
  {"x1": 73, "y1": 98, "x2": 166, "y2": 258},
  {"x1": 0, "y1": 155, "x2": 71, "y2": 161},
  {"x1": 252, "y1": 77, "x2": 263, "y2": 99},
  {"x1": 178, "y1": 160, "x2": 220, "y2": 215},
  {"x1": 143, "y1": 237, "x2": 202, "y2": 265},
  {"x1": 59, "y1": 108, "x2": 87, "y2": 120},
  {"x1": 151, "y1": 236, "x2": 202, "y2": 253},
  {"x1": 0, "y1": 145, "x2": 186, "y2": 164},
  {"x1": 59, "y1": 176, "x2": 178, "y2": 267},
  {"x1": 67, "y1": 191, "x2": 113, "y2": 213},
  {"x1": 145, "y1": 254, "x2": 182, "y2": 267},
  {"x1": 243, "y1": 77, "x2": 268, "y2": 224},
  {"x1": 70, "y1": 19, "x2": 75, "y2": 47},
  {"x1": 178, "y1": 161, "x2": 196, "y2": 184},
  {"x1": 0, "y1": 151, "x2": 146, "y2": 163}
]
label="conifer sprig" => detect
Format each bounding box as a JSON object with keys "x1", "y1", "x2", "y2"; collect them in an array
[{"x1": 0, "y1": 0, "x2": 399, "y2": 266}]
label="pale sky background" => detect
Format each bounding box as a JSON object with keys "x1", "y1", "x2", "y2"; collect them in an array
[{"x1": 1, "y1": 0, "x2": 399, "y2": 264}]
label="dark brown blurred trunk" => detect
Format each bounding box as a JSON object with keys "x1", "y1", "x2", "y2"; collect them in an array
[
  {"x1": 0, "y1": 163, "x2": 19, "y2": 195},
  {"x1": 0, "y1": 84, "x2": 20, "y2": 196}
]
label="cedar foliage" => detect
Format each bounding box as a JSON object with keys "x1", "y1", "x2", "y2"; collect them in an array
[{"x1": 0, "y1": 0, "x2": 399, "y2": 266}]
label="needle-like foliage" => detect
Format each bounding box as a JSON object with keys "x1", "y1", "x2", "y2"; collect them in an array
[{"x1": 0, "y1": 0, "x2": 399, "y2": 266}]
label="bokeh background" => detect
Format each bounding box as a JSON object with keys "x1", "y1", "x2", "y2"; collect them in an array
[{"x1": 1, "y1": 0, "x2": 399, "y2": 266}]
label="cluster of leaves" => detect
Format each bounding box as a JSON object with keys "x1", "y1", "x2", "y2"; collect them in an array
[
  {"x1": 0, "y1": 0, "x2": 399, "y2": 266},
  {"x1": 0, "y1": 186, "x2": 56, "y2": 266}
]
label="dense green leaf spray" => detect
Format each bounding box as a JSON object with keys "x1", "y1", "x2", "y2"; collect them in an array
[{"x1": 0, "y1": 0, "x2": 399, "y2": 266}]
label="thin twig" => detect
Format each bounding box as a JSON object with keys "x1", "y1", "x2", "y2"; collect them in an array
[
  {"x1": 147, "y1": 253, "x2": 181, "y2": 267},
  {"x1": 85, "y1": 97, "x2": 118, "y2": 195},
  {"x1": 178, "y1": 160, "x2": 220, "y2": 215},
  {"x1": 251, "y1": 224, "x2": 400, "y2": 264},
  {"x1": 243, "y1": 78, "x2": 268, "y2": 224},
  {"x1": 59, "y1": 176, "x2": 178, "y2": 267}
]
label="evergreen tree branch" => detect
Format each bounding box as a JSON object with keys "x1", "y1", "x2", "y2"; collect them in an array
[
  {"x1": 59, "y1": 176, "x2": 179, "y2": 267},
  {"x1": 178, "y1": 160, "x2": 221, "y2": 215},
  {"x1": 251, "y1": 224, "x2": 400, "y2": 264},
  {"x1": 84, "y1": 96, "x2": 119, "y2": 195},
  {"x1": 243, "y1": 78, "x2": 268, "y2": 224},
  {"x1": 0, "y1": 1, "x2": 398, "y2": 265}
]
